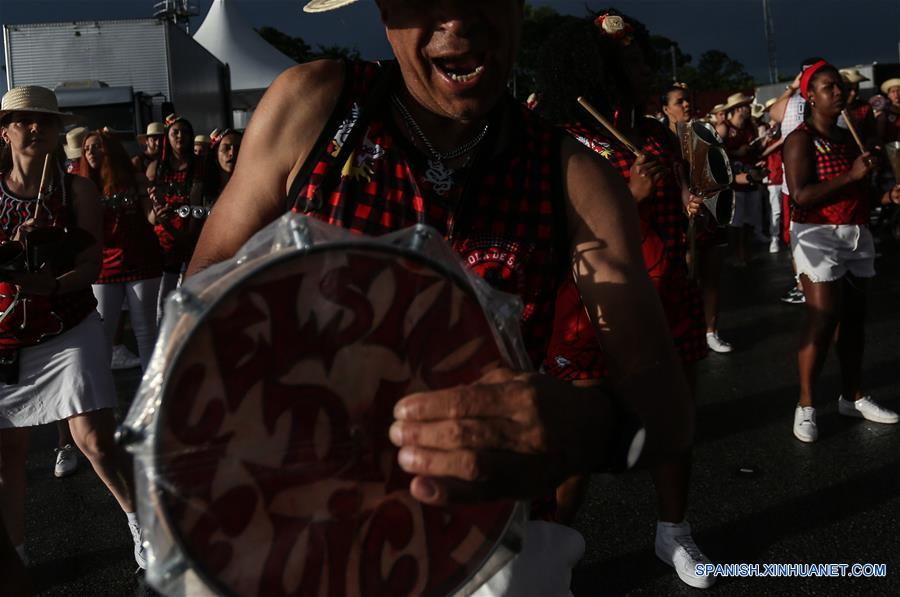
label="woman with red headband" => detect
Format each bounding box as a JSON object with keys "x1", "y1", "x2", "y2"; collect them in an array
[
  {"x1": 80, "y1": 130, "x2": 162, "y2": 370},
  {"x1": 536, "y1": 12, "x2": 714, "y2": 589},
  {"x1": 784, "y1": 60, "x2": 900, "y2": 442},
  {"x1": 203, "y1": 128, "x2": 242, "y2": 207},
  {"x1": 146, "y1": 114, "x2": 203, "y2": 323}
]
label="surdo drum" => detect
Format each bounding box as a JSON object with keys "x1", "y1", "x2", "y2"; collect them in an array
[{"x1": 122, "y1": 215, "x2": 529, "y2": 597}]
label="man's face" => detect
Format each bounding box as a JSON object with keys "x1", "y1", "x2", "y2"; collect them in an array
[
  {"x1": 377, "y1": 0, "x2": 524, "y2": 122},
  {"x1": 889, "y1": 86, "x2": 900, "y2": 107},
  {"x1": 146, "y1": 135, "x2": 161, "y2": 155}
]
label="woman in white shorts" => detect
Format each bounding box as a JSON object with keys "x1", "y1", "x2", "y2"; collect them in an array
[
  {"x1": 0, "y1": 86, "x2": 145, "y2": 569},
  {"x1": 783, "y1": 61, "x2": 900, "y2": 443}
]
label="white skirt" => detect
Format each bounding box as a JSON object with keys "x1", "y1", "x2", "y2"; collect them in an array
[
  {"x1": 790, "y1": 223, "x2": 876, "y2": 283},
  {"x1": 0, "y1": 311, "x2": 117, "y2": 429}
]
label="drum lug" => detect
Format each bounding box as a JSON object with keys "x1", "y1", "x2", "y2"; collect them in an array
[
  {"x1": 289, "y1": 217, "x2": 313, "y2": 249},
  {"x1": 408, "y1": 224, "x2": 433, "y2": 252},
  {"x1": 170, "y1": 288, "x2": 205, "y2": 317}
]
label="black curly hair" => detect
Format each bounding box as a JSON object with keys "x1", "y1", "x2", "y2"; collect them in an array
[{"x1": 535, "y1": 9, "x2": 656, "y2": 127}]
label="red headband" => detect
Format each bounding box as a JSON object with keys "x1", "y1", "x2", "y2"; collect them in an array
[{"x1": 799, "y1": 60, "x2": 830, "y2": 100}]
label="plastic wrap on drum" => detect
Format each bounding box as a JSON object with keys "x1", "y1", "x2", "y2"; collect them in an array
[{"x1": 122, "y1": 214, "x2": 531, "y2": 597}]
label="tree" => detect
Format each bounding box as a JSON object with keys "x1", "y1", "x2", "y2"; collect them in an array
[
  {"x1": 690, "y1": 50, "x2": 755, "y2": 90},
  {"x1": 256, "y1": 26, "x2": 359, "y2": 63}
]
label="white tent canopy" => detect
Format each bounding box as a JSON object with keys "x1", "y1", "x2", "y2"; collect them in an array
[{"x1": 193, "y1": 0, "x2": 296, "y2": 108}]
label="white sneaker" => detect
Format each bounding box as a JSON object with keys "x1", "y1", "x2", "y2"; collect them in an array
[
  {"x1": 53, "y1": 444, "x2": 79, "y2": 478},
  {"x1": 838, "y1": 395, "x2": 899, "y2": 424},
  {"x1": 706, "y1": 332, "x2": 733, "y2": 354},
  {"x1": 111, "y1": 345, "x2": 140, "y2": 370},
  {"x1": 655, "y1": 521, "x2": 715, "y2": 589},
  {"x1": 129, "y1": 522, "x2": 147, "y2": 570},
  {"x1": 769, "y1": 238, "x2": 780, "y2": 253},
  {"x1": 793, "y1": 405, "x2": 818, "y2": 442}
]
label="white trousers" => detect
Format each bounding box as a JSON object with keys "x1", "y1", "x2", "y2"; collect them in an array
[
  {"x1": 92, "y1": 277, "x2": 162, "y2": 371},
  {"x1": 767, "y1": 185, "x2": 782, "y2": 238}
]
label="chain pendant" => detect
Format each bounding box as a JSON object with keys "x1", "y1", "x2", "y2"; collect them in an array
[{"x1": 424, "y1": 159, "x2": 455, "y2": 196}]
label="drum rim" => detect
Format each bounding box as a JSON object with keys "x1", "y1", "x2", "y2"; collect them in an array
[{"x1": 151, "y1": 240, "x2": 518, "y2": 597}]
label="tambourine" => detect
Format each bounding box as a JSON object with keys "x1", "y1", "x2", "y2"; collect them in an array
[{"x1": 123, "y1": 215, "x2": 529, "y2": 597}]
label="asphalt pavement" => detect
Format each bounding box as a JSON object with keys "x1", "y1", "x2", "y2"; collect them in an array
[{"x1": 14, "y1": 235, "x2": 900, "y2": 597}]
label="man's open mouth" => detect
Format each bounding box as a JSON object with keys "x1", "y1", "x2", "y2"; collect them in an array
[{"x1": 432, "y1": 54, "x2": 486, "y2": 84}]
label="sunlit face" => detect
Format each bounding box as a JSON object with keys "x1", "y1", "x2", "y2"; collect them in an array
[
  {"x1": 888, "y1": 85, "x2": 900, "y2": 108},
  {"x1": 145, "y1": 135, "x2": 161, "y2": 155},
  {"x1": 664, "y1": 89, "x2": 692, "y2": 125},
  {"x1": 84, "y1": 134, "x2": 104, "y2": 170},
  {"x1": 168, "y1": 122, "x2": 191, "y2": 155},
  {"x1": 377, "y1": 0, "x2": 525, "y2": 122},
  {"x1": 0, "y1": 112, "x2": 61, "y2": 158},
  {"x1": 217, "y1": 133, "x2": 240, "y2": 174},
  {"x1": 808, "y1": 70, "x2": 846, "y2": 118}
]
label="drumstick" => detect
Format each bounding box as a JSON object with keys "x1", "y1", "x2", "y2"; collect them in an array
[
  {"x1": 577, "y1": 97, "x2": 642, "y2": 157},
  {"x1": 841, "y1": 109, "x2": 866, "y2": 153},
  {"x1": 34, "y1": 153, "x2": 51, "y2": 221}
]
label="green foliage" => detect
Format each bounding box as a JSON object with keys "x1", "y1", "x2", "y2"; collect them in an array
[
  {"x1": 256, "y1": 26, "x2": 359, "y2": 63},
  {"x1": 514, "y1": 4, "x2": 756, "y2": 99}
]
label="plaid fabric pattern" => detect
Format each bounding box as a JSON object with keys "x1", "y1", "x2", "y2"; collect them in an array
[
  {"x1": 152, "y1": 166, "x2": 197, "y2": 272},
  {"x1": 789, "y1": 122, "x2": 868, "y2": 225},
  {"x1": 95, "y1": 189, "x2": 163, "y2": 284},
  {"x1": 0, "y1": 173, "x2": 98, "y2": 349},
  {"x1": 724, "y1": 121, "x2": 759, "y2": 191},
  {"x1": 544, "y1": 120, "x2": 706, "y2": 381},
  {"x1": 291, "y1": 62, "x2": 566, "y2": 369}
]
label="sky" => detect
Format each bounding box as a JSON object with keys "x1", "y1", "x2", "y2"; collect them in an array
[{"x1": 2, "y1": 0, "x2": 899, "y2": 93}]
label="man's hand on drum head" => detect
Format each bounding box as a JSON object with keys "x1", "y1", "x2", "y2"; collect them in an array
[{"x1": 389, "y1": 368, "x2": 613, "y2": 505}]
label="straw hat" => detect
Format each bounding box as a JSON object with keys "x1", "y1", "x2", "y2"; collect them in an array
[
  {"x1": 0, "y1": 85, "x2": 79, "y2": 125},
  {"x1": 721, "y1": 92, "x2": 754, "y2": 112},
  {"x1": 880, "y1": 78, "x2": 900, "y2": 95},
  {"x1": 750, "y1": 103, "x2": 765, "y2": 119},
  {"x1": 194, "y1": 134, "x2": 210, "y2": 146},
  {"x1": 64, "y1": 126, "x2": 88, "y2": 160},
  {"x1": 763, "y1": 98, "x2": 778, "y2": 111},
  {"x1": 709, "y1": 103, "x2": 727, "y2": 116},
  {"x1": 303, "y1": 0, "x2": 358, "y2": 12},
  {"x1": 137, "y1": 121, "x2": 164, "y2": 142},
  {"x1": 839, "y1": 68, "x2": 869, "y2": 84}
]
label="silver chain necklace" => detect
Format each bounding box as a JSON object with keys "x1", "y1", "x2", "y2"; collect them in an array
[{"x1": 391, "y1": 94, "x2": 489, "y2": 196}]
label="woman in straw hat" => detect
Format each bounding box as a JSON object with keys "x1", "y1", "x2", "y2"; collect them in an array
[
  {"x1": 147, "y1": 114, "x2": 203, "y2": 323},
  {"x1": 875, "y1": 77, "x2": 900, "y2": 144},
  {"x1": 79, "y1": 129, "x2": 162, "y2": 371},
  {"x1": 0, "y1": 86, "x2": 146, "y2": 569},
  {"x1": 131, "y1": 121, "x2": 163, "y2": 174},
  {"x1": 535, "y1": 12, "x2": 714, "y2": 589},
  {"x1": 716, "y1": 92, "x2": 765, "y2": 268},
  {"x1": 783, "y1": 60, "x2": 900, "y2": 443}
]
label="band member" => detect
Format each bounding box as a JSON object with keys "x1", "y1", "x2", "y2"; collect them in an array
[
  {"x1": 783, "y1": 61, "x2": 899, "y2": 442},
  {"x1": 79, "y1": 129, "x2": 162, "y2": 371},
  {"x1": 131, "y1": 122, "x2": 163, "y2": 174},
  {"x1": 187, "y1": 1, "x2": 694, "y2": 592},
  {"x1": 147, "y1": 114, "x2": 202, "y2": 323},
  {"x1": 203, "y1": 128, "x2": 242, "y2": 207},
  {"x1": 662, "y1": 84, "x2": 733, "y2": 353},
  {"x1": 875, "y1": 77, "x2": 900, "y2": 144},
  {"x1": 717, "y1": 92, "x2": 763, "y2": 269},
  {"x1": 63, "y1": 126, "x2": 87, "y2": 175},
  {"x1": 838, "y1": 69, "x2": 876, "y2": 143},
  {"x1": 0, "y1": 86, "x2": 145, "y2": 569},
  {"x1": 536, "y1": 14, "x2": 713, "y2": 589},
  {"x1": 708, "y1": 104, "x2": 726, "y2": 128}
]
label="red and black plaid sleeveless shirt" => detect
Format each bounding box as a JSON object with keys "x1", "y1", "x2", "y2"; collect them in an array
[
  {"x1": 544, "y1": 119, "x2": 706, "y2": 381},
  {"x1": 152, "y1": 161, "x2": 199, "y2": 272},
  {"x1": 96, "y1": 186, "x2": 162, "y2": 284},
  {"x1": 789, "y1": 122, "x2": 867, "y2": 226},
  {"x1": 288, "y1": 61, "x2": 567, "y2": 369},
  {"x1": 0, "y1": 172, "x2": 98, "y2": 349}
]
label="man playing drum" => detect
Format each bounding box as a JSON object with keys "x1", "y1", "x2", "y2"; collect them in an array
[{"x1": 187, "y1": 1, "x2": 693, "y2": 592}]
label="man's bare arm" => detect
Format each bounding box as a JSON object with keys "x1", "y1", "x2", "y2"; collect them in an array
[
  {"x1": 186, "y1": 60, "x2": 345, "y2": 277},
  {"x1": 562, "y1": 136, "x2": 694, "y2": 458}
]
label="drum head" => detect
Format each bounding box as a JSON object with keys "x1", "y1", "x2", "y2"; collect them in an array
[{"x1": 153, "y1": 243, "x2": 517, "y2": 597}]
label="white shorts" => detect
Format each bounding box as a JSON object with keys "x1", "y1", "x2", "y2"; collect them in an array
[
  {"x1": 0, "y1": 311, "x2": 116, "y2": 429},
  {"x1": 790, "y1": 223, "x2": 876, "y2": 283}
]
